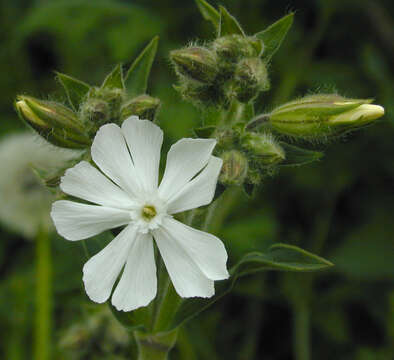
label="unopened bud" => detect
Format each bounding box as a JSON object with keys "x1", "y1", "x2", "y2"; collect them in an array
[
  {"x1": 242, "y1": 132, "x2": 285, "y2": 165},
  {"x1": 219, "y1": 150, "x2": 248, "y2": 186},
  {"x1": 269, "y1": 94, "x2": 385, "y2": 138},
  {"x1": 213, "y1": 35, "x2": 262, "y2": 62},
  {"x1": 233, "y1": 58, "x2": 269, "y2": 103},
  {"x1": 15, "y1": 97, "x2": 90, "y2": 149},
  {"x1": 170, "y1": 46, "x2": 218, "y2": 84},
  {"x1": 80, "y1": 98, "x2": 110, "y2": 126},
  {"x1": 120, "y1": 95, "x2": 161, "y2": 121}
]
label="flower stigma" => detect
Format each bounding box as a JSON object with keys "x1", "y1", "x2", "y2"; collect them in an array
[{"x1": 141, "y1": 205, "x2": 157, "y2": 221}]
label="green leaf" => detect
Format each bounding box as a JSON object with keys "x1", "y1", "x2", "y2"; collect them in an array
[
  {"x1": 101, "y1": 64, "x2": 124, "y2": 90},
  {"x1": 255, "y1": 13, "x2": 294, "y2": 61},
  {"x1": 195, "y1": 0, "x2": 220, "y2": 29},
  {"x1": 279, "y1": 143, "x2": 324, "y2": 167},
  {"x1": 193, "y1": 125, "x2": 216, "y2": 138},
  {"x1": 218, "y1": 6, "x2": 245, "y2": 37},
  {"x1": 125, "y1": 36, "x2": 159, "y2": 96},
  {"x1": 56, "y1": 72, "x2": 90, "y2": 111},
  {"x1": 163, "y1": 243, "x2": 332, "y2": 331}
]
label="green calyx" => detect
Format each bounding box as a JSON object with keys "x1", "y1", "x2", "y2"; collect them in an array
[
  {"x1": 121, "y1": 95, "x2": 161, "y2": 122},
  {"x1": 242, "y1": 132, "x2": 285, "y2": 165},
  {"x1": 170, "y1": 46, "x2": 218, "y2": 84},
  {"x1": 219, "y1": 150, "x2": 248, "y2": 186}
]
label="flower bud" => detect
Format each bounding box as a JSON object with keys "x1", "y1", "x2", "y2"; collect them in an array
[
  {"x1": 120, "y1": 95, "x2": 161, "y2": 121},
  {"x1": 89, "y1": 87, "x2": 124, "y2": 116},
  {"x1": 269, "y1": 94, "x2": 385, "y2": 138},
  {"x1": 242, "y1": 132, "x2": 285, "y2": 165},
  {"x1": 212, "y1": 35, "x2": 262, "y2": 62},
  {"x1": 15, "y1": 96, "x2": 90, "y2": 149},
  {"x1": 80, "y1": 98, "x2": 110, "y2": 126},
  {"x1": 170, "y1": 46, "x2": 218, "y2": 84},
  {"x1": 233, "y1": 57, "x2": 269, "y2": 103},
  {"x1": 219, "y1": 150, "x2": 248, "y2": 186}
]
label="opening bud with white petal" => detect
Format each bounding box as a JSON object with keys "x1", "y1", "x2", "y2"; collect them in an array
[
  {"x1": 242, "y1": 132, "x2": 285, "y2": 165},
  {"x1": 15, "y1": 96, "x2": 90, "y2": 149},
  {"x1": 219, "y1": 150, "x2": 248, "y2": 186},
  {"x1": 268, "y1": 94, "x2": 385, "y2": 139},
  {"x1": 170, "y1": 46, "x2": 218, "y2": 84}
]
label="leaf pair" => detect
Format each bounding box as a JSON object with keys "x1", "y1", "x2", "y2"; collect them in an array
[
  {"x1": 56, "y1": 36, "x2": 159, "y2": 110},
  {"x1": 195, "y1": 0, "x2": 294, "y2": 60}
]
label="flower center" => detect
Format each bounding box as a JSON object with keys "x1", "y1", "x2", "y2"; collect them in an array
[{"x1": 141, "y1": 205, "x2": 157, "y2": 221}]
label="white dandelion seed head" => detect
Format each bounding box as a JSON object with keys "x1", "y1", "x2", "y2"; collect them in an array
[{"x1": 0, "y1": 132, "x2": 80, "y2": 239}]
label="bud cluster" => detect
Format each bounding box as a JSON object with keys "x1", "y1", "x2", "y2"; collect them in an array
[
  {"x1": 170, "y1": 34, "x2": 269, "y2": 107},
  {"x1": 15, "y1": 74, "x2": 161, "y2": 149},
  {"x1": 215, "y1": 125, "x2": 286, "y2": 191}
]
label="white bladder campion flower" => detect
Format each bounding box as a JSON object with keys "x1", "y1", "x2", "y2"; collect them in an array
[{"x1": 51, "y1": 116, "x2": 229, "y2": 311}]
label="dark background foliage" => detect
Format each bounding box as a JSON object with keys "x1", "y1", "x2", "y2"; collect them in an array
[{"x1": 0, "y1": 0, "x2": 393, "y2": 359}]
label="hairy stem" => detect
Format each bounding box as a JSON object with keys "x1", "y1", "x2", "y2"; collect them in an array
[{"x1": 34, "y1": 226, "x2": 52, "y2": 360}]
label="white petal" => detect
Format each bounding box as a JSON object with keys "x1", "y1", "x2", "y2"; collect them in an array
[
  {"x1": 60, "y1": 161, "x2": 135, "y2": 209},
  {"x1": 162, "y1": 217, "x2": 229, "y2": 280},
  {"x1": 111, "y1": 233, "x2": 157, "y2": 311},
  {"x1": 153, "y1": 226, "x2": 214, "y2": 298},
  {"x1": 83, "y1": 225, "x2": 137, "y2": 303},
  {"x1": 121, "y1": 116, "x2": 163, "y2": 193},
  {"x1": 51, "y1": 200, "x2": 131, "y2": 241},
  {"x1": 166, "y1": 156, "x2": 222, "y2": 214},
  {"x1": 159, "y1": 138, "x2": 216, "y2": 201},
  {"x1": 91, "y1": 123, "x2": 141, "y2": 198}
]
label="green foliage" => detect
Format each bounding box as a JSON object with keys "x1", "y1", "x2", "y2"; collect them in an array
[
  {"x1": 218, "y1": 6, "x2": 245, "y2": 37},
  {"x1": 162, "y1": 243, "x2": 332, "y2": 332},
  {"x1": 255, "y1": 13, "x2": 294, "y2": 61},
  {"x1": 125, "y1": 36, "x2": 159, "y2": 96}
]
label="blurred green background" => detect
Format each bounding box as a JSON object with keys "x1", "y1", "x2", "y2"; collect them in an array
[{"x1": 0, "y1": 0, "x2": 393, "y2": 359}]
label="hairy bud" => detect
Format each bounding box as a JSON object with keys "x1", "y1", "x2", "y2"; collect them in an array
[
  {"x1": 233, "y1": 58, "x2": 269, "y2": 103},
  {"x1": 170, "y1": 46, "x2": 218, "y2": 84},
  {"x1": 15, "y1": 96, "x2": 90, "y2": 149},
  {"x1": 269, "y1": 94, "x2": 385, "y2": 138},
  {"x1": 120, "y1": 95, "x2": 161, "y2": 121},
  {"x1": 219, "y1": 150, "x2": 248, "y2": 186},
  {"x1": 80, "y1": 98, "x2": 110, "y2": 126},
  {"x1": 213, "y1": 35, "x2": 262, "y2": 62},
  {"x1": 242, "y1": 132, "x2": 285, "y2": 165}
]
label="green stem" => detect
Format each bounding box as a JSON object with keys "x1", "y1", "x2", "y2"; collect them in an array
[
  {"x1": 34, "y1": 226, "x2": 52, "y2": 360},
  {"x1": 293, "y1": 295, "x2": 311, "y2": 360},
  {"x1": 134, "y1": 330, "x2": 178, "y2": 360}
]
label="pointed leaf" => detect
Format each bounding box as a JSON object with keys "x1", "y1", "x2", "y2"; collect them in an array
[
  {"x1": 279, "y1": 143, "x2": 323, "y2": 167},
  {"x1": 218, "y1": 6, "x2": 245, "y2": 36},
  {"x1": 125, "y1": 36, "x2": 159, "y2": 96},
  {"x1": 56, "y1": 72, "x2": 90, "y2": 111},
  {"x1": 161, "y1": 243, "x2": 333, "y2": 331},
  {"x1": 195, "y1": 0, "x2": 220, "y2": 29},
  {"x1": 101, "y1": 64, "x2": 124, "y2": 90},
  {"x1": 255, "y1": 13, "x2": 294, "y2": 61}
]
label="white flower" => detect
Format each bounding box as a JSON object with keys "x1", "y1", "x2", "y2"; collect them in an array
[{"x1": 51, "y1": 116, "x2": 229, "y2": 311}]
